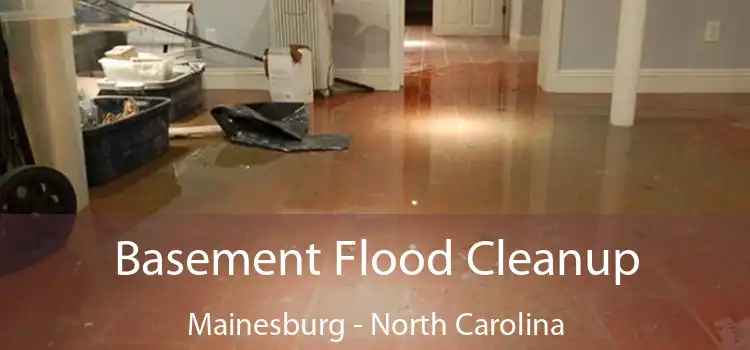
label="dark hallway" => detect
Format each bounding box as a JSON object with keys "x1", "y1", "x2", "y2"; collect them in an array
[{"x1": 405, "y1": 0, "x2": 433, "y2": 25}]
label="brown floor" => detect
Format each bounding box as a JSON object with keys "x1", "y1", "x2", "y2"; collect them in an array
[{"x1": 3, "y1": 25, "x2": 750, "y2": 349}]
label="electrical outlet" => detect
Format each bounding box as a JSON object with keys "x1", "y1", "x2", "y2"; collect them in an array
[
  {"x1": 205, "y1": 28, "x2": 217, "y2": 43},
  {"x1": 704, "y1": 21, "x2": 721, "y2": 42}
]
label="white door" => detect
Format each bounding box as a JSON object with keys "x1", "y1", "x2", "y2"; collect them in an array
[{"x1": 433, "y1": 0, "x2": 506, "y2": 36}]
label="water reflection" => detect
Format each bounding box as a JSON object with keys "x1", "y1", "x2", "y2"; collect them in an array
[{"x1": 599, "y1": 126, "x2": 632, "y2": 214}]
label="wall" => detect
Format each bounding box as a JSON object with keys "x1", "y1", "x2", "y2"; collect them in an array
[
  {"x1": 114, "y1": 0, "x2": 392, "y2": 88},
  {"x1": 192, "y1": 0, "x2": 270, "y2": 68},
  {"x1": 332, "y1": 0, "x2": 390, "y2": 69},
  {"x1": 509, "y1": 0, "x2": 542, "y2": 51},
  {"x1": 559, "y1": 0, "x2": 750, "y2": 70},
  {"x1": 520, "y1": 0, "x2": 542, "y2": 36},
  {"x1": 539, "y1": 0, "x2": 750, "y2": 93},
  {"x1": 192, "y1": 0, "x2": 390, "y2": 70},
  {"x1": 111, "y1": 0, "x2": 271, "y2": 68}
]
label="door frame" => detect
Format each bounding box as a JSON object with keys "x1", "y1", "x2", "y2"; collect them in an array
[
  {"x1": 388, "y1": 0, "x2": 510, "y2": 91},
  {"x1": 389, "y1": 0, "x2": 405, "y2": 90}
]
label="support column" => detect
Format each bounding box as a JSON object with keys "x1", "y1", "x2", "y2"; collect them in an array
[
  {"x1": 609, "y1": 0, "x2": 648, "y2": 127},
  {"x1": 508, "y1": 0, "x2": 524, "y2": 48}
]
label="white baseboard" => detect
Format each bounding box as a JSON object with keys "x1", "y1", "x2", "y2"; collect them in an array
[
  {"x1": 509, "y1": 34, "x2": 540, "y2": 52},
  {"x1": 542, "y1": 69, "x2": 750, "y2": 93},
  {"x1": 203, "y1": 67, "x2": 396, "y2": 91}
]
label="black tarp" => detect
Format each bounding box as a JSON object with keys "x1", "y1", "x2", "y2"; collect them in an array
[{"x1": 210, "y1": 102, "x2": 350, "y2": 152}]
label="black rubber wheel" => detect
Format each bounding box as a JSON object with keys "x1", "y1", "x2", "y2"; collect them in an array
[{"x1": 0, "y1": 166, "x2": 78, "y2": 276}]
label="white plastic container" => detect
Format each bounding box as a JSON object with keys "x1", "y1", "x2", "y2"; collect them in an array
[
  {"x1": 98, "y1": 62, "x2": 205, "y2": 90},
  {"x1": 99, "y1": 57, "x2": 174, "y2": 82}
]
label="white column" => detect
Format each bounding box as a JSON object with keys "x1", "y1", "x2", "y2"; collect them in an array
[
  {"x1": 609, "y1": 0, "x2": 648, "y2": 127},
  {"x1": 509, "y1": 0, "x2": 524, "y2": 48}
]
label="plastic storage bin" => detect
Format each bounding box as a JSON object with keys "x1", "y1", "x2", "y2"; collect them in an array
[
  {"x1": 82, "y1": 96, "x2": 172, "y2": 186},
  {"x1": 98, "y1": 64, "x2": 205, "y2": 121}
]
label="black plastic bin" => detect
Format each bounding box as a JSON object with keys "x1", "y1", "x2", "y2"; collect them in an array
[
  {"x1": 97, "y1": 65, "x2": 204, "y2": 122},
  {"x1": 82, "y1": 96, "x2": 172, "y2": 186}
]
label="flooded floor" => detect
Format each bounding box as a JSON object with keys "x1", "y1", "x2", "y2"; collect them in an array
[{"x1": 3, "y1": 26, "x2": 750, "y2": 349}]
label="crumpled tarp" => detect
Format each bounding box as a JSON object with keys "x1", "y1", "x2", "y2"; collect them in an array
[{"x1": 210, "y1": 102, "x2": 350, "y2": 152}]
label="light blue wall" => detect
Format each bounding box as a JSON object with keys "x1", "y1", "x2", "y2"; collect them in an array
[
  {"x1": 559, "y1": 0, "x2": 750, "y2": 70},
  {"x1": 115, "y1": 0, "x2": 390, "y2": 69},
  {"x1": 521, "y1": 0, "x2": 542, "y2": 36}
]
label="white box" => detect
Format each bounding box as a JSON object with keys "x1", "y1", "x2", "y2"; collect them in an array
[
  {"x1": 126, "y1": 1, "x2": 197, "y2": 58},
  {"x1": 267, "y1": 48, "x2": 314, "y2": 104}
]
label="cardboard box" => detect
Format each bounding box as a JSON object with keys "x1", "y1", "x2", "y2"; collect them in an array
[
  {"x1": 105, "y1": 45, "x2": 138, "y2": 60},
  {"x1": 126, "y1": 1, "x2": 197, "y2": 57}
]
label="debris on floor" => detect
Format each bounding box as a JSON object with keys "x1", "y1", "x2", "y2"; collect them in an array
[
  {"x1": 211, "y1": 102, "x2": 350, "y2": 153},
  {"x1": 168, "y1": 125, "x2": 224, "y2": 139}
]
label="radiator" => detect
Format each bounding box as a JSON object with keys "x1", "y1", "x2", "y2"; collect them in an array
[{"x1": 270, "y1": 0, "x2": 334, "y2": 95}]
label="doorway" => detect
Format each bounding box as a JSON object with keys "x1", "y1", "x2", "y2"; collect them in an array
[
  {"x1": 388, "y1": 0, "x2": 511, "y2": 89},
  {"x1": 401, "y1": 0, "x2": 509, "y2": 34},
  {"x1": 405, "y1": 0, "x2": 433, "y2": 26}
]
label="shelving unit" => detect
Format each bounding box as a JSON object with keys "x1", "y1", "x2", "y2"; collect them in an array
[
  {"x1": 72, "y1": 23, "x2": 137, "y2": 76},
  {"x1": 73, "y1": 22, "x2": 139, "y2": 36}
]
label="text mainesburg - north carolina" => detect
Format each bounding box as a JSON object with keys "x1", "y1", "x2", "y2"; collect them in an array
[{"x1": 189, "y1": 312, "x2": 564, "y2": 342}]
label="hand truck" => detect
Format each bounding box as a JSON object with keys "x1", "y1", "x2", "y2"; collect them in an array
[{"x1": 0, "y1": 23, "x2": 78, "y2": 277}]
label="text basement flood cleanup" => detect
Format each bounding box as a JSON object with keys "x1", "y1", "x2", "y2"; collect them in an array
[{"x1": 117, "y1": 239, "x2": 640, "y2": 285}]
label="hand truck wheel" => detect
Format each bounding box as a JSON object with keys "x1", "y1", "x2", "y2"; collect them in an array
[{"x1": 0, "y1": 165, "x2": 78, "y2": 276}]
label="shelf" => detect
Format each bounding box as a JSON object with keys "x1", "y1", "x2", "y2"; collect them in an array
[{"x1": 73, "y1": 22, "x2": 139, "y2": 36}]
